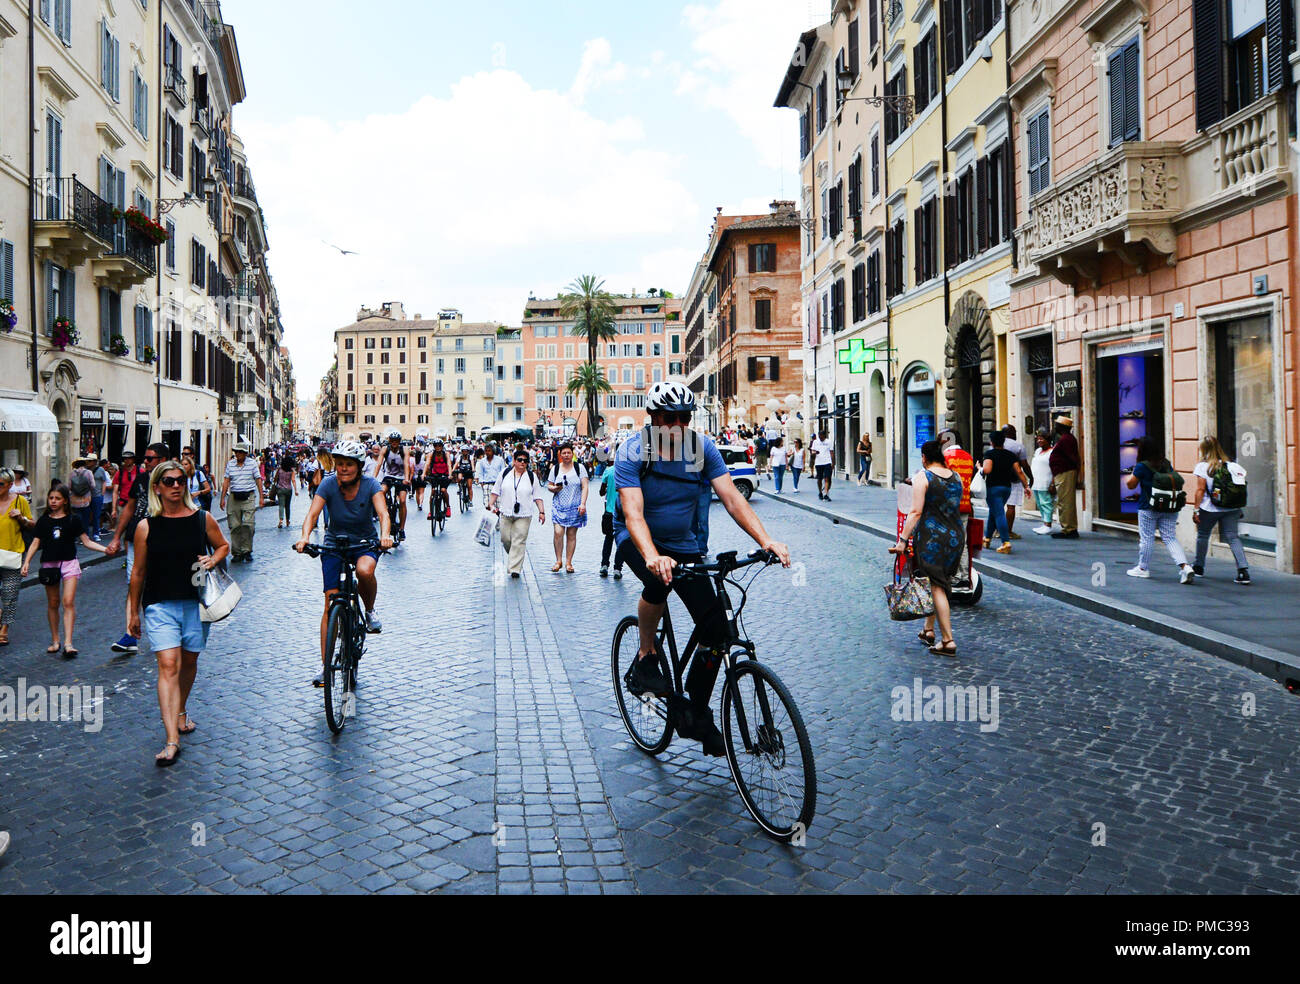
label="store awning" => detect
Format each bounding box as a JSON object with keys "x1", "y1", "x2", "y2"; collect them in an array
[{"x1": 0, "y1": 398, "x2": 58, "y2": 434}]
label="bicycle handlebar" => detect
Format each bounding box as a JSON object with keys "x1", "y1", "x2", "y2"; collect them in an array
[
  {"x1": 295, "y1": 536, "x2": 388, "y2": 559},
  {"x1": 676, "y1": 548, "x2": 777, "y2": 577}
]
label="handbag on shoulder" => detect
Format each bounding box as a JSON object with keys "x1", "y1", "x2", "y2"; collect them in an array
[{"x1": 196, "y1": 511, "x2": 241, "y2": 622}]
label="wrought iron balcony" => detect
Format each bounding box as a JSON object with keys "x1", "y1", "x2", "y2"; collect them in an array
[
  {"x1": 192, "y1": 104, "x2": 215, "y2": 137},
  {"x1": 1015, "y1": 142, "x2": 1183, "y2": 286},
  {"x1": 164, "y1": 66, "x2": 187, "y2": 105},
  {"x1": 93, "y1": 221, "x2": 158, "y2": 290},
  {"x1": 32, "y1": 176, "x2": 114, "y2": 267}
]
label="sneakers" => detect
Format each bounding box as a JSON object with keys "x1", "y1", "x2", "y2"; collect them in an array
[
  {"x1": 1126, "y1": 566, "x2": 1150, "y2": 578},
  {"x1": 1236, "y1": 569, "x2": 1252, "y2": 585},
  {"x1": 599, "y1": 565, "x2": 609, "y2": 578},
  {"x1": 311, "y1": 673, "x2": 324, "y2": 688},
  {"x1": 613, "y1": 569, "x2": 623, "y2": 580},
  {"x1": 675, "y1": 702, "x2": 726, "y2": 757},
  {"x1": 1192, "y1": 565, "x2": 1204, "y2": 577},
  {"x1": 790, "y1": 487, "x2": 799, "y2": 494},
  {"x1": 1033, "y1": 525, "x2": 1053, "y2": 535},
  {"x1": 365, "y1": 611, "x2": 382, "y2": 633},
  {"x1": 1179, "y1": 565, "x2": 1195, "y2": 585},
  {"x1": 111, "y1": 634, "x2": 139, "y2": 654},
  {"x1": 626, "y1": 654, "x2": 671, "y2": 697}
]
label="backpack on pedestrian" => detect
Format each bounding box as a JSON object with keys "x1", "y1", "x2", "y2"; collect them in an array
[
  {"x1": 755, "y1": 434, "x2": 768, "y2": 455},
  {"x1": 69, "y1": 469, "x2": 92, "y2": 497},
  {"x1": 1146, "y1": 459, "x2": 1186, "y2": 512},
  {"x1": 1209, "y1": 461, "x2": 1248, "y2": 509}
]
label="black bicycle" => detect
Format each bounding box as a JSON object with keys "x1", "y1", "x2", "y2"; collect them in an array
[
  {"x1": 611, "y1": 549, "x2": 816, "y2": 841},
  {"x1": 298, "y1": 535, "x2": 386, "y2": 733},
  {"x1": 458, "y1": 476, "x2": 471, "y2": 514},
  {"x1": 382, "y1": 478, "x2": 406, "y2": 545},
  {"x1": 429, "y1": 480, "x2": 447, "y2": 536}
]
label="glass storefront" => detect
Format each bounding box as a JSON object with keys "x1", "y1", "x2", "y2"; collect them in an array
[
  {"x1": 1213, "y1": 315, "x2": 1275, "y2": 550},
  {"x1": 1025, "y1": 335, "x2": 1055, "y2": 437},
  {"x1": 107, "y1": 409, "x2": 128, "y2": 463},
  {"x1": 79, "y1": 405, "x2": 105, "y2": 459},
  {"x1": 1095, "y1": 344, "x2": 1165, "y2": 523}
]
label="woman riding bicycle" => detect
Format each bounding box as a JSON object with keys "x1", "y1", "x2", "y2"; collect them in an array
[
  {"x1": 295, "y1": 440, "x2": 393, "y2": 687},
  {"x1": 423, "y1": 439, "x2": 453, "y2": 520}
]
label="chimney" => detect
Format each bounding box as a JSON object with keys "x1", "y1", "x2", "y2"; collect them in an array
[{"x1": 770, "y1": 200, "x2": 796, "y2": 214}]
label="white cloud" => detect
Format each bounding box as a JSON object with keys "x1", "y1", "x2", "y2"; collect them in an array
[
  {"x1": 241, "y1": 68, "x2": 699, "y2": 395},
  {"x1": 570, "y1": 38, "x2": 628, "y2": 104},
  {"x1": 679, "y1": 0, "x2": 815, "y2": 169}
]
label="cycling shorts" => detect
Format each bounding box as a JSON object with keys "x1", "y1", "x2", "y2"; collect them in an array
[
  {"x1": 321, "y1": 550, "x2": 378, "y2": 593},
  {"x1": 381, "y1": 477, "x2": 409, "y2": 493},
  {"x1": 615, "y1": 541, "x2": 728, "y2": 649}
]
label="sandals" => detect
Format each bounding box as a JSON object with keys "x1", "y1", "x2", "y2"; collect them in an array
[
  {"x1": 928, "y1": 640, "x2": 958, "y2": 657},
  {"x1": 155, "y1": 742, "x2": 181, "y2": 767},
  {"x1": 63, "y1": 648, "x2": 78, "y2": 658},
  {"x1": 565, "y1": 565, "x2": 575, "y2": 574},
  {"x1": 46, "y1": 644, "x2": 61, "y2": 654},
  {"x1": 917, "y1": 628, "x2": 936, "y2": 646},
  {"x1": 550, "y1": 562, "x2": 563, "y2": 573},
  {"x1": 179, "y1": 711, "x2": 197, "y2": 734}
]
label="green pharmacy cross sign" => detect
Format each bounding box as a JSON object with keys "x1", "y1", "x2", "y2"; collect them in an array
[{"x1": 837, "y1": 339, "x2": 878, "y2": 374}]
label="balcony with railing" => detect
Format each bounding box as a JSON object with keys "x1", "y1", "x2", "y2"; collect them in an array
[
  {"x1": 192, "y1": 104, "x2": 215, "y2": 137},
  {"x1": 1014, "y1": 142, "x2": 1183, "y2": 286},
  {"x1": 164, "y1": 65, "x2": 187, "y2": 106},
  {"x1": 33, "y1": 176, "x2": 114, "y2": 267},
  {"x1": 92, "y1": 220, "x2": 159, "y2": 290},
  {"x1": 1180, "y1": 90, "x2": 1293, "y2": 227}
]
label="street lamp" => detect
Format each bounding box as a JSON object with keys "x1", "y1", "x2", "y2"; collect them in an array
[
  {"x1": 158, "y1": 175, "x2": 217, "y2": 215},
  {"x1": 836, "y1": 71, "x2": 915, "y2": 128}
]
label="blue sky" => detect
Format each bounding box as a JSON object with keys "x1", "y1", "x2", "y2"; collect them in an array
[{"x1": 219, "y1": 0, "x2": 820, "y2": 397}]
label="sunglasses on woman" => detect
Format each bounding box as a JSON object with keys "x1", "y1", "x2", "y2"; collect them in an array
[{"x1": 157, "y1": 475, "x2": 186, "y2": 488}]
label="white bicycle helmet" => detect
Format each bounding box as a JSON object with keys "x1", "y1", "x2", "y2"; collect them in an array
[
  {"x1": 646, "y1": 381, "x2": 696, "y2": 413},
  {"x1": 384, "y1": 427, "x2": 402, "y2": 442},
  {"x1": 332, "y1": 440, "x2": 367, "y2": 462}
]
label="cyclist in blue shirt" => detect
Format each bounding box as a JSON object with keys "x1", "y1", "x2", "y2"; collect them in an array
[
  {"x1": 295, "y1": 440, "x2": 393, "y2": 687},
  {"x1": 615, "y1": 382, "x2": 790, "y2": 755}
]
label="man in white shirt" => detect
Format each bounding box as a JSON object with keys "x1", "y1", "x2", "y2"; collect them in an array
[
  {"x1": 362, "y1": 444, "x2": 383, "y2": 480},
  {"x1": 811, "y1": 429, "x2": 835, "y2": 501},
  {"x1": 475, "y1": 442, "x2": 507, "y2": 489},
  {"x1": 489, "y1": 450, "x2": 546, "y2": 577}
]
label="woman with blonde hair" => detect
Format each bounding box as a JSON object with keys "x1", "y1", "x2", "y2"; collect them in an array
[
  {"x1": 0, "y1": 467, "x2": 34, "y2": 646},
  {"x1": 1191, "y1": 436, "x2": 1251, "y2": 584},
  {"x1": 127, "y1": 460, "x2": 230, "y2": 765}
]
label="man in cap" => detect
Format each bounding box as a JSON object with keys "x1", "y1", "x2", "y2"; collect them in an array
[
  {"x1": 1049, "y1": 415, "x2": 1081, "y2": 539},
  {"x1": 221, "y1": 439, "x2": 267, "y2": 562},
  {"x1": 110, "y1": 449, "x2": 138, "y2": 522}
]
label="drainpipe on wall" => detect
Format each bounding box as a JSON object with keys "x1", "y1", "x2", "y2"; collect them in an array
[
  {"x1": 155, "y1": 0, "x2": 163, "y2": 423},
  {"x1": 939, "y1": 0, "x2": 951, "y2": 330},
  {"x1": 27, "y1": 6, "x2": 38, "y2": 395}
]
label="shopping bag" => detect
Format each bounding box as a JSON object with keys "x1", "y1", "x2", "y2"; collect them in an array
[
  {"x1": 884, "y1": 569, "x2": 934, "y2": 621},
  {"x1": 968, "y1": 470, "x2": 987, "y2": 501},
  {"x1": 475, "y1": 512, "x2": 495, "y2": 547},
  {"x1": 967, "y1": 518, "x2": 984, "y2": 559}
]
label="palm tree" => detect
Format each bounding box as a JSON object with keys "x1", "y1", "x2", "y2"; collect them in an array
[
  {"x1": 565, "y1": 362, "x2": 614, "y2": 437},
  {"x1": 559, "y1": 275, "x2": 618, "y2": 434}
]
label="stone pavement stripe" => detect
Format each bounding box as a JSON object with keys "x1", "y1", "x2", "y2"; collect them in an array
[
  {"x1": 490, "y1": 521, "x2": 635, "y2": 893},
  {"x1": 755, "y1": 486, "x2": 1300, "y2": 686}
]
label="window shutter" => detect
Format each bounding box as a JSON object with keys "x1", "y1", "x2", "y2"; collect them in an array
[
  {"x1": 40, "y1": 0, "x2": 50, "y2": 23},
  {"x1": 871, "y1": 134, "x2": 880, "y2": 196},
  {"x1": 1190, "y1": 0, "x2": 1225, "y2": 131},
  {"x1": 1, "y1": 241, "x2": 12, "y2": 302},
  {"x1": 1122, "y1": 40, "x2": 1140, "y2": 142},
  {"x1": 913, "y1": 42, "x2": 926, "y2": 108},
  {"x1": 869, "y1": 0, "x2": 879, "y2": 50},
  {"x1": 976, "y1": 157, "x2": 989, "y2": 252},
  {"x1": 848, "y1": 18, "x2": 860, "y2": 76},
  {"x1": 99, "y1": 288, "x2": 111, "y2": 350},
  {"x1": 972, "y1": 0, "x2": 986, "y2": 42},
  {"x1": 62, "y1": 267, "x2": 74, "y2": 325},
  {"x1": 943, "y1": 0, "x2": 959, "y2": 73},
  {"x1": 1107, "y1": 48, "x2": 1125, "y2": 147},
  {"x1": 747, "y1": 356, "x2": 757, "y2": 382},
  {"x1": 1037, "y1": 112, "x2": 1051, "y2": 188},
  {"x1": 771, "y1": 356, "x2": 780, "y2": 383},
  {"x1": 44, "y1": 262, "x2": 55, "y2": 334},
  {"x1": 1265, "y1": 0, "x2": 1292, "y2": 94}
]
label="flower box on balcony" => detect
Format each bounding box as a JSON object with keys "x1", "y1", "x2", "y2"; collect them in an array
[
  {"x1": 52, "y1": 319, "x2": 79, "y2": 351},
  {"x1": 1, "y1": 299, "x2": 16, "y2": 332},
  {"x1": 109, "y1": 334, "x2": 131, "y2": 358}
]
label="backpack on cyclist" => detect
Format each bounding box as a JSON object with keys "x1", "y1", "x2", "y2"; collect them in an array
[
  {"x1": 614, "y1": 427, "x2": 711, "y2": 552},
  {"x1": 1208, "y1": 461, "x2": 1248, "y2": 509},
  {"x1": 1145, "y1": 459, "x2": 1186, "y2": 513}
]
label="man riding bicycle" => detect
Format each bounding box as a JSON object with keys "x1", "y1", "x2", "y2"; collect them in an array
[
  {"x1": 423, "y1": 439, "x2": 454, "y2": 520},
  {"x1": 475, "y1": 442, "x2": 506, "y2": 493},
  {"x1": 377, "y1": 429, "x2": 411, "y2": 540},
  {"x1": 295, "y1": 440, "x2": 393, "y2": 687},
  {"x1": 616, "y1": 381, "x2": 790, "y2": 756},
  {"x1": 410, "y1": 440, "x2": 426, "y2": 513}
]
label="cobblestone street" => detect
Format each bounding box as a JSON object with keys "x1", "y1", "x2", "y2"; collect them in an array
[{"x1": 2, "y1": 496, "x2": 1300, "y2": 894}]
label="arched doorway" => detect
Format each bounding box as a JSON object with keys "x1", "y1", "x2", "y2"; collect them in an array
[{"x1": 945, "y1": 291, "x2": 995, "y2": 452}]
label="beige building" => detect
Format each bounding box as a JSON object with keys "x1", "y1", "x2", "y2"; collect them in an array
[
  {"x1": 0, "y1": 0, "x2": 290, "y2": 486},
  {"x1": 335, "y1": 303, "x2": 499, "y2": 441}
]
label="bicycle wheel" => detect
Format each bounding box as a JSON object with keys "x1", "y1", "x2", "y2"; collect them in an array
[
  {"x1": 721, "y1": 659, "x2": 816, "y2": 841},
  {"x1": 611, "y1": 615, "x2": 673, "y2": 754},
  {"x1": 322, "y1": 604, "x2": 350, "y2": 734}
]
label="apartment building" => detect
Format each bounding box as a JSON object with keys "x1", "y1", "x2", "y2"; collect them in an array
[
  {"x1": 334, "y1": 303, "x2": 498, "y2": 441},
  {"x1": 521, "y1": 292, "x2": 683, "y2": 435},
  {"x1": 680, "y1": 255, "x2": 719, "y2": 430},
  {"x1": 679, "y1": 203, "x2": 803, "y2": 436},
  {"x1": 491, "y1": 327, "x2": 527, "y2": 431},
  {"x1": 0, "y1": 0, "x2": 290, "y2": 486},
  {"x1": 1006, "y1": 0, "x2": 1298, "y2": 570},
  {"x1": 777, "y1": 1, "x2": 890, "y2": 478}
]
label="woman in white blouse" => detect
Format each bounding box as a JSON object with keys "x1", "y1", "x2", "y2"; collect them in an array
[{"x1": 490, "y1": 451, "x2": 546, "y2": 579}]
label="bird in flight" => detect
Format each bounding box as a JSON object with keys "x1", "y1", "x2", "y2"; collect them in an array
[{"x1": 322, "y1": 240, "x2": 359, "y2": 256}]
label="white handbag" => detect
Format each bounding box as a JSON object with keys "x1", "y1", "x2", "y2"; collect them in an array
[
  {"x1": 968, "y1": 469, "x2": 987, "y2": 501},
  {"x1": 0, "y1": 548, "x2": 21, "y2": 571},
  {"x1": 196, "y1": 511, "x2": 241, "y2": 622}
]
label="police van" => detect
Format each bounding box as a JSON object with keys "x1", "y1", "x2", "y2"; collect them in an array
[{"x1": 716, "y1": 445, "x2": 759, "y2": 500}]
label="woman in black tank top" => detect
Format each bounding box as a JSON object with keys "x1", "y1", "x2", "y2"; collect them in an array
[{"x1": 127, "y1": 461, "x2": 230, "y2": 767}]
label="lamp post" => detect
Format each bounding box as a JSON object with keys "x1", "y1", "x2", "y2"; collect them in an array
[{"x1": 157, "y1": 175, "x2": 217, "y2": 215}]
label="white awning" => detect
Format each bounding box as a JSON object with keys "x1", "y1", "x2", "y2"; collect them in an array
[{"x1": 0, "y1": 398, "x2": 58, "y2": 434}]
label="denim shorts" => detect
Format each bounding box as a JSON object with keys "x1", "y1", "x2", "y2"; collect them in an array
[
  {"x1": 321, "y1": 550, "x2": 378, "y2": 593},
  {"x1": 143, "y1": 598, "x2": 210, "y2": 653}
]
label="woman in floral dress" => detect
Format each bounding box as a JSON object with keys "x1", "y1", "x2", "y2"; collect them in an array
[
  {"x1": 546, "y1": 442, "x2": 588, "y2": 573},
  {"x1": 892, "y1": 439, "x2": 963, "y2": 656}
]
